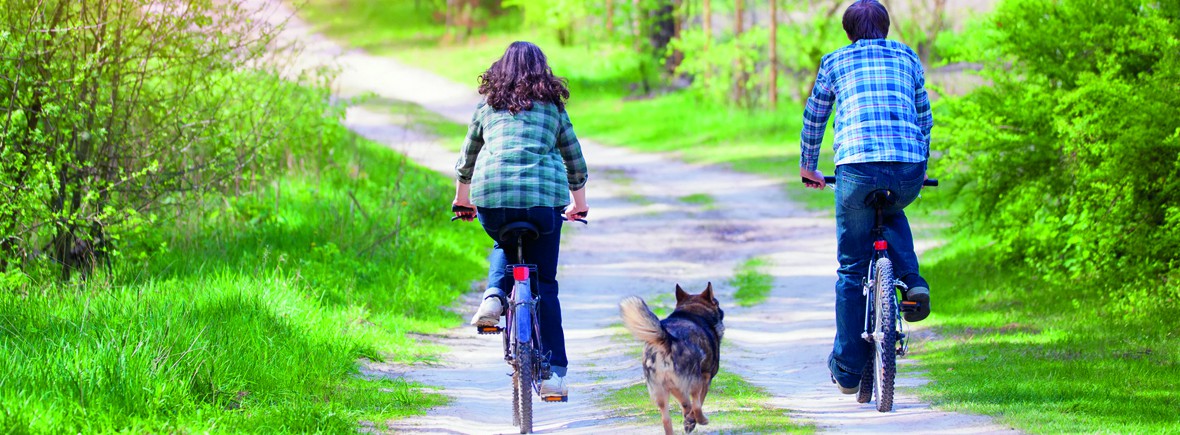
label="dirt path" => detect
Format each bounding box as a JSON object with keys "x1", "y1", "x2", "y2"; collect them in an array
[{"x1": 245, "y1": 2, "x2": 1019, "y2": 433}]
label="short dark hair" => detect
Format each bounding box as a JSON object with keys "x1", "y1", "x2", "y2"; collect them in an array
[
  {"x1": 477, "y1": 41, "x2": 570, "y2": 114},
  {"x1": 843, "y1": 0, "x2": 890, "y2": 42}
]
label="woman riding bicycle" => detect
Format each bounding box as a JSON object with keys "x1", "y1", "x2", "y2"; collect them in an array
[
  {"x1": 798, "y1": 0, "x2": 932, "y2": 396},
  {"x1": 451, "y1": 41, "x2": 590, "y2": 400}
]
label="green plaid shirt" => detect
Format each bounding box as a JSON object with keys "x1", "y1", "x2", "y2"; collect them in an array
[{"x1": 455, "y1": 101, "x2": 589, "y2": 208}]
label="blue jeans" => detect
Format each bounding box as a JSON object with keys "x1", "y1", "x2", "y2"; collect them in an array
[
  {"x1": 477, "y1": 206, "x2": 568, "y2": 376},
  {"x1": 828, "y1": 161, "x2": 926, "y2": 388}
]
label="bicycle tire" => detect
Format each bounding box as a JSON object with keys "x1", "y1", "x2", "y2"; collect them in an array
[
  {"x1": 507, "y1": 306, "x2": 520, "y2": 427},
  {"x1": 872, "y1": 257, "x2": 897, "y2": 412},
  {"x1": 516, "y1": 342, "x2": 534, "y2": 434},
  {"x1": 856, "y1": 358, "x2": 873, "y2": 404}
]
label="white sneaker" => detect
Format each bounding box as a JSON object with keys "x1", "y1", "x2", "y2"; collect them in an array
[
  {"x1": 539, "y1": 375, "x2": 567, "y2": 398},
  {"x1": 469, "y1": 297, "x2": 503, "y2": 327}
]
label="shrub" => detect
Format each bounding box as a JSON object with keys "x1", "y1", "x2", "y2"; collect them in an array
[{"x1": 935, "y1": 0, "x2": 1180, "y2": 314}]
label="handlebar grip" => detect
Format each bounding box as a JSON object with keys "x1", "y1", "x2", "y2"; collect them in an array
[
  {"x1": 451, "y1": 205, "x2": 476, "y2": 222},
  {"x1": 563, "y1": 211, "x2": 588, "y2": 224}
]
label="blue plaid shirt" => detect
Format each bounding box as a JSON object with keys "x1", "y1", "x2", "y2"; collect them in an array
[{"x1": 799, "y1": 39, "x2": 932, "y2": 171}]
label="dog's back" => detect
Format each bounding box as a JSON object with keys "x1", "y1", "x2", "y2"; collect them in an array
[{"x1": 620, "y1": 284, "x2": 724, "y2": 435}]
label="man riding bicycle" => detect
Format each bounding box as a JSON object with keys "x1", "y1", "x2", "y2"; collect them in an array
[{"x1": 797, "y1": 0, "x2": 933, "y2": 396}]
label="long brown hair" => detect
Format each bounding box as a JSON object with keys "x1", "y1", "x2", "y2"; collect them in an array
[{"x1": 477, "y1": 41, "x2": 570, "y2": 114}]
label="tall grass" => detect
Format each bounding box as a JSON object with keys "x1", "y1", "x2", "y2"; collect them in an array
[
  {"x1": 912, "y1": 238, "x2": 1180, "y2": 434},
  {"x1": 0, "y1": 130, "x2": 487, "y2": 433}
]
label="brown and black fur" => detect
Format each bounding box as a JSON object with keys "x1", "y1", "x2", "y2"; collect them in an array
[{"x1": 619, "y1": 283, "x2": 725, "y2": 435}]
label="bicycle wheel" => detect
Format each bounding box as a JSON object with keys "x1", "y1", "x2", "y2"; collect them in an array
[
  {"x1": 856, "y1": 358, "x2": 873, "y2": 404},
  {"x1": 515, "y1": 342, "x2": 534, "y2": 434},
  {"x1": 872, "y1": 257, "x2": 897, "y2": 412}
]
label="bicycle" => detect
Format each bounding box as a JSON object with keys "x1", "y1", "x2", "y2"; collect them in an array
[
  {"x1": 452, "y1": 205, "x2": 586, "y2": 433},
  {"x1": 803, "y1": 175, "x2": 937, "y2": 412}
]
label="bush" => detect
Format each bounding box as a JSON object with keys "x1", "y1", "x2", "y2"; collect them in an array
[
  {"x1": 934, "y1": 0, "x2": 1180, "y2": 314},
  {"x1": 0, "y1": 0, "x2": 340, "y2": 279}
]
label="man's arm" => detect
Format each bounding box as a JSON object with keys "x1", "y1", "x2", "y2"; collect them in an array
[
  {"x1": 914, "y1": 64, "x2": 933, "y2": 155},
  {"x1": 800, "y1": 65, "x2": 835, "y2": 172}
]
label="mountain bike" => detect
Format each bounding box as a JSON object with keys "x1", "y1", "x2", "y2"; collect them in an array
[
  {"x1": 803, "y1": 175, "x2": 937, "y2": 412},
  {"x1": 452, "y1": 205, "x2": 585, "y2": 433}
]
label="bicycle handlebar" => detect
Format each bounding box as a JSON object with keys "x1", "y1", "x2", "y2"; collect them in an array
[
  {"x1": 802, "y1": 176, "x2": 938, "y2": 188},
  {"x1": 450, "y1": 205, "x2": 589, "y2": 224}
]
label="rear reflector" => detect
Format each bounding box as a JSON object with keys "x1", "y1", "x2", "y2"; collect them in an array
[{"x1": 513, "y1": 266, "x2": 530, "y2": 281}]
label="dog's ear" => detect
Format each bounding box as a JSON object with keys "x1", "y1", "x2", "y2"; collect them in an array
[
  {"x1": 675, "y1": 284, "x2": 689, "y2": 304},
  {"x1": 702, "y1": 282, "x2": 716, "y2": 305}
]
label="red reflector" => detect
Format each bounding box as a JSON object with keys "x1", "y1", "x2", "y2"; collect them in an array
[
  {"x1": 513, "y1": 266, "x2": 530, "y2": 281},
  {"x1": 874, "y1": 240, "x2": 888, "y2": 250}
]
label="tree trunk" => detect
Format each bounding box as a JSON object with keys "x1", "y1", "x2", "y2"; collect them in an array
[
  {"x1": 606, "y1": 0, "x2": 614, "y2": 34},
  {"x1": 702, "y1": 0, "x2": 711, "y2": 47},
  {"x1": 733, "y1": 0, "x2": 745, "y2": 106},
  {"x1": 769, "y1": 0, "x2": 777, "y2": 109}
]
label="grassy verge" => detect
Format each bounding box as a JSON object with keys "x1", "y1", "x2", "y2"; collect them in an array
[
  {"x1": 730, "y1": 257, "x2": 773, "y2": 307},
  {"x1": 913, "y1": 238, "x2": 1180, "y2": 434},
  {"x1": 605, "y1": 290, "x2": 812, "y2": 433},
  {"x1": 0, "y1": 118, "x2": 487, "y2": 432},
  {"x1": 605, "y1": 371, "x2": 812, "y2": 434}
]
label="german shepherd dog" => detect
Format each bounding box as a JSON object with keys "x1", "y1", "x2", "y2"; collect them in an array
[{"x1": 619, "y1": 283, "x2": 725, "y2": 435}]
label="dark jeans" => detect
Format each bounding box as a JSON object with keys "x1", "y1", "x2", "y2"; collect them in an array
[
  {"x1": 828, "y1": 161, "x2": 926, "y2": 388},
  {"x1": 477, "y1": 206, "x2": 568, "y2": 376}
]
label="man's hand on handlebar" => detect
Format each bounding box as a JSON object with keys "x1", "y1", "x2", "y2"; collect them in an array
[{"x1": 800, "y1": 168, "x2": 826, "y2": 190}]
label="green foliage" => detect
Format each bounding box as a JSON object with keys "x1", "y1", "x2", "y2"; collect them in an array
[
  {"x1": 934, "y1": 0, "x2": 1180, "y2": 315},
  {"x1": 0, "y1": 132, "x2": 488, "y2": 433},
  {"x1": 299, "y1": 0, "x2": 522, "y2": 51},
  {"x1": 0, "y1": 0, "x2": 341, "y2": 279},
  {"x1": 914, "y1": 240, "x2": 1180, "y2": 433}
]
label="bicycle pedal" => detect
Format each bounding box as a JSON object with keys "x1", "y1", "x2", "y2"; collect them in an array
[
  {"x1": 900, "y1": 300, "x2": 920, "y2": 313},
  {"x1": 541, "y1": 395, "x2": 568, "y2": 403},
  {"x1": 475, "y1": 325, "x2": 502, "y2": 335}
]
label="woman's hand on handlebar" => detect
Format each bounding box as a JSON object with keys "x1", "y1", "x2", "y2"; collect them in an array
[
  {"x1": 564, "y1": 202, "x2": 589, "y2": 223},
  {"x1": 451, "y1": 201, "x2": 477, "y2": 222},
  {"x1": 800, "y1": 168, "x2": 826, "y2": 190}
]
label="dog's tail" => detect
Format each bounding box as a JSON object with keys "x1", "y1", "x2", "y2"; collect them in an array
[{"x1": 619, "y1": 296, "x2": 665, "y2": 346}]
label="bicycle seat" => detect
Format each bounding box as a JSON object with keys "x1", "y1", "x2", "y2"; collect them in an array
[
  {"x1": 498, "y1": 221, "x2": 540, "y2": 243},
  {"x1": 865, "y1": 190, "x2": 897, "y2": 209}
]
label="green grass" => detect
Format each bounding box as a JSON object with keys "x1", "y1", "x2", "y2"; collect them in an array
[
  {"x1": 730, "y1": 258, "x2": 773, "y2": 307},
  {"x1": 370, "y1": 97, "x2": 469, "y2": 147},
  {"x1": 607, "y1": 288, "x2": 810, "y2": 433},
  {"x1": 297, "y1": 1, "x2": 521, "y2": 53},
  {"x1": 605, "y1": 370, "x2": 813, "y2": 434},
  {"x1": 679, "y1": 193, "x2": 714, "y2": 206},
  {"x1": 0, "y1": 118, "x2": 487, "y2": 433},
  {"x1": 912, "y1": 237, "x2": 1180, "y2": 434}
]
